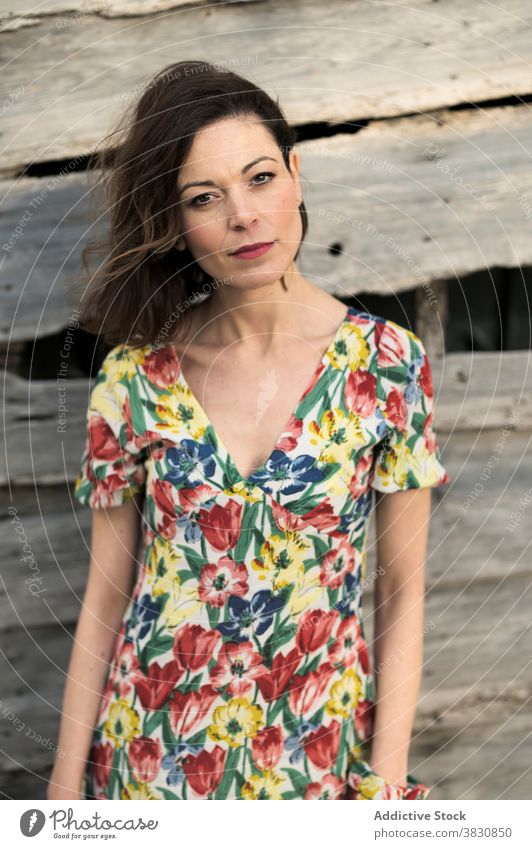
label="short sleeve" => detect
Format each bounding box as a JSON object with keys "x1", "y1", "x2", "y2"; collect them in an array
[
  {"x1": 73, "y1": 346, "x2": 148, "y2": 509},
  {"x1": 369, "y1": 321, "x2": 450, "y2": 493}
]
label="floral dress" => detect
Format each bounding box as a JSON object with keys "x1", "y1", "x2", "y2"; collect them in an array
[{"x1": 74, "y1": 305, "x2": 450, "y2": 800}]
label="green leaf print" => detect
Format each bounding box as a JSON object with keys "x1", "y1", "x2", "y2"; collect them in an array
[
  {"x1": 126, "y1": 375, "x2": 147, "y2": 433},
  {"x1": 143, "y1": 710, "x2": 163, "y2": 737},
  {"x1": 161, "y1": 708, "x2": 177, "y2": 750},
  {"x1": 106, "y1": 747, "x2": 121, "y2": 798},
  {"x1": 214, "y1": 746, "x2": 240, "y2": 799},
  {"x1": 178, "y1": 545, "x2": 207, "y2": 578},
  {"x1": 233, "y1": 501, "x2": 259, "y2": 561},
  {"x1": 284, "y1": 766, "x2": 310, "y2": 797},
  {"x1": 157, "y1": 786, "x2": 180, "y2": 799}
]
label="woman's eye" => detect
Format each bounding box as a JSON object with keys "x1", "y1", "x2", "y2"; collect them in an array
[
  {"x1": 253, "y1": 171, "x2": 276, "y2": 184},
  {"x1": 188, "y1": 172, "x2": 275, "y2": 207},
  {"x1": 188, "y1": 192, "x2": 214, "y2": 208}
]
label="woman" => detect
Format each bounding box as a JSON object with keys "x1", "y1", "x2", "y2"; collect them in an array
[{"x1": 48, "y1": 60, "x2": 449, "y2": 801}]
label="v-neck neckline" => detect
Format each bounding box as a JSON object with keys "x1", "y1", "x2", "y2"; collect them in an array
[{"x1": 167, "y1": 304, "x2": 353, "y2": 487}]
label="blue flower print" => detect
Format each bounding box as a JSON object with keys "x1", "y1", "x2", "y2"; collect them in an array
[
  {"x1": 162, "y1": 743, "x2": 203, "y2": 786},
  {"x1": 249, "y1": 450, "x2": 324, "y2": 496},
  {"x1": 164, "y1": 439, "x2": 216, "y2": 488},
  {"x1": 336, "y1": 571, "x2": 362, "y2": 616},
  {"x1": 216, "y1": 590, "x2": 285, "y2": 642},
  {"x1": 175, "y1": 498, "x2": 217, "y2": 544},
  {"x1": 405, "y1": 356, "x2": 425, "y2": 404},
  {"x1": 126, "y1": 593, "x2": 160, "y2": 640},
  {"x1": 285, "y1": 719, "x2": 320, "y2": 765}
]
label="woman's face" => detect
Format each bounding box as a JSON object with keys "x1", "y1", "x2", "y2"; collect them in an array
[{"x1": 175, "y1": 117, "x2": 302, "y2": 290}]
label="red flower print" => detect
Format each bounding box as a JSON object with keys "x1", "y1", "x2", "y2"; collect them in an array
[
  {"x1": 319, "y1": 539, "x2": 356, "y2": 590},
  {"x1": 110, "y1": 631, "x2": 140, "y2": 700},
  {"x1": 301, "y1": 501, "x2": 339, "y2": 534},
  {"x1": 385, "y1": 387, "x2": 408, "y2": 430},
  {"x1": 327, "y1": 615, "x2": 370, "y2": 673},
  {"x1": 90, "y1": 741, "x2": 114, "y2": 790},
  {"x1": 377, "y1": 322, "x2": 406, "y2": 366},
  {"x1": 143, "y1": 346, "x2": 179, "y2": 388},
  {"x1": 419, "y1": 353, "x2": 433, "y2": 398},
  {"x1": 152, "y1": 479, "x2": 179, "y2": 539},
  {"x1": 173, "y1": 623, "x2": 220, "y2": 670},
  {"x1": 178, "y1": 484, "x2": 218, "y2": 513},
  {"x1": 275, "y1": 414, "x2": 303, "y2": 453},
  {"x1": 209, "y1": 641, "x2": 268, "y2": 696},
  {"x1": 344, "y1": 369, "x2": 376, "y2": 417},
  {"x1": 128, "y1": 735, "x2": 163, "y2": 783},
  {"x1": 182, "y1": 745, "x2": 227, "y2": 797},
  {"x1": 423, "y1": 411, "x2": 437, "y2": 453},
  {"x1": 255, "y1": 646, "x2": 302, "y2": 701},
  {"x1": 196, "y1": 501, "x2": 243, "y2": 551},
  {"x1": 303, "y1": 719, "x2": 341, "y2": 770},
  {"x1": 131, "y1": 659, "x2": 183, "y2": 710},
  {"x1": 270, "y1": 499, "x2": 308, "y2": 533},
  {"x1": 288, "y1": 662, "x2": 336, "y2": 716},
  {"x1": 354, "y1": 699, "x2": 375, "y2": 741},
  {"x1": 251, "y1": 725, "x2": 284, "y2": 770},
  {"x1": 295, "y1": 608, "x2": 339, "y2": 654},
  {"x1": 349, "y1": 454, "x2": 374, "y2": 499},
  {"x1": 168, "y1": 685, "x2": 219, "y2": 737},
  {"x1": 198, "y1": 556, "x2": 249, "y2": 608},
  {"x1": 88, "y1": 416, "x2": 122, "y2": 462},
  {"x1": 304, "y1": 772, "x2": 345, "y2": 799}
]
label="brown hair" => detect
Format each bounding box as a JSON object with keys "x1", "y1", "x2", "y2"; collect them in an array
[{"x1": 72, "y1": 60, "x2": 309, "y2": 349}]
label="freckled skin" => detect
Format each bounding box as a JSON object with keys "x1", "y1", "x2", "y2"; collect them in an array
[{"x1": 175, "y1": 117, "x2": 303, "y2": 292}]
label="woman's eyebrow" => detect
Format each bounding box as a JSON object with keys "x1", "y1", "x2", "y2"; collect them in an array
[{"x1": 177, "y1": 155, "x2": 278, "y2": 196}]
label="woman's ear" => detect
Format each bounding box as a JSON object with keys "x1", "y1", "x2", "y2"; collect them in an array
[
  {"x1": 175, "y1": 235, "x2": 186, "y2": 251},
  {"x1": 288, "y1": 149, "x2": 302, "y2": 205}
]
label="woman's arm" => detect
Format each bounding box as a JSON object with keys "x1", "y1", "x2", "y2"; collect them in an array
[
  {"x1": 47, "y1": 497, "x2": 143, "y2": 799},
  {"x1": 369, "y1": 487, "x2": 432, "y2": 787}
]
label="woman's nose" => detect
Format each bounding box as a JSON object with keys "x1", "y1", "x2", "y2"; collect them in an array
[{"x1": 225, "y1": 188, "x2": 259, "y2": 227}]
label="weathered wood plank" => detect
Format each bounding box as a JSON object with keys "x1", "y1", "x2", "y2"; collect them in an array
[
  {"x1": 2, "y1": 0, "x2": 532, "y2": 175},
  {"x1": 3, "y1": 102, "x2": 532, "y2": 342},
  {"x1": 0, "y1": 0, "x2": 246, "y2": 23}
]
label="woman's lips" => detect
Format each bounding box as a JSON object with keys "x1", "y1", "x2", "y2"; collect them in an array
[{"x1": 231, "y1": 241, "x2": 275, "y2": 260}]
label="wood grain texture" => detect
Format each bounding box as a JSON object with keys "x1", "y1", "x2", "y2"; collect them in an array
[{"x1": 1, "y1": 0, "x2": 532, "y2": 173}]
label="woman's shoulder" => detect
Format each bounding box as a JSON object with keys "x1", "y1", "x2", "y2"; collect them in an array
[
  {"x1": 346, "y1": 307, "x2": 426, "y2": 363},
  {"x1": 96, "y1": 342, "x2": 158, "y2": 384}
]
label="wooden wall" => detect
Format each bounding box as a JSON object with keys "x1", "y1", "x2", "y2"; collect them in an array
[{"x1": 1, "y1": 0, "x2": 532, "y2": 799}]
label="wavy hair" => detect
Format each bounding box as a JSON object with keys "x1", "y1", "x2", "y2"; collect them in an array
[{"x1": 72, "y1": 60, "x2": 309, "y2": 349}]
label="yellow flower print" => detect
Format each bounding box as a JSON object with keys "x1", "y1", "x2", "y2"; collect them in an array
[
  {"x1": 241, "y1": 769, "x2": 285, "y2": 799},
  {"x1": 286, "y1": 565, "x2": 324, "y2": 617},
  {"x1": 354, "y1": 773, "x2": 386, "y2": 800},
  {"x1": 103, "y1": 700, "x2": 141, "y2": 749},
  {"x1": 325, "y1": 668, "x2": 363, "y2": 719},
  {"x1": 207, "y1": 697, "x2": 265, "y2": 748},
  {"x1": 121, "y1": 781, "x2": 163, "y2": 800},
  {"x1": 223, "y1": 481, "x2": 264, "y2": 503},
  {"x1": 375, "y1": 438, "x2": 440, "y2": 490},
  {"x1": 154, "y1": 383, "x2": 207, "y2": 441},
  {"x1": 252, "y1": 532, "x2": 310, "y2": 590},
  {"x1": 348, "y1": 742, "x2": 365, "y2": 764},
  {"x1": 309, "y1": 407, "x2": 366, "y2": 465},
  {"x1": 146, "y1": 538, "x2": 183, "y2": 597},
  {"x1": 108, "y1": 345, "x2": 147, "y2": 381},
  {"x1": 326, "y1": 323, "x2": 370, "y2": 371},
  {"x1": 162, "y1": 580, "x2": 201, "y2": 630}
]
